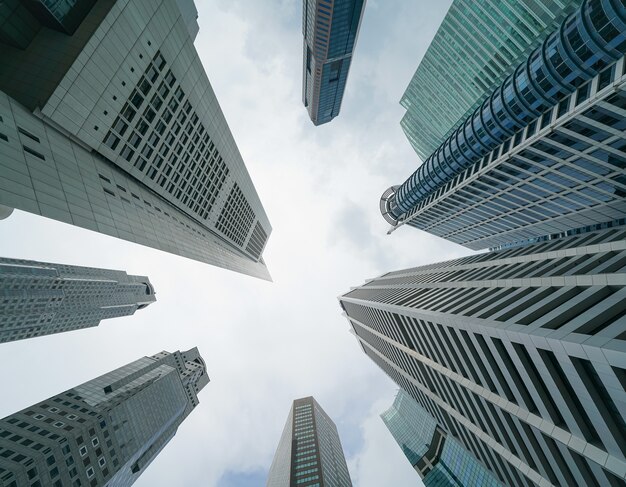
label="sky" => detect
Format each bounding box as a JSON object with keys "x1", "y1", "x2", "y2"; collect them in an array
[{"x1": 0, "y1": 0, "x2": 473, "y2": 485}]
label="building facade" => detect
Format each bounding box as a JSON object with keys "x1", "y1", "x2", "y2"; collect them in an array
[
  {"x1": 340, "y1": 228, "x2": 626, "y2": 487},
  {"x1": 400, "y1": 0, "x2": 581, "y2": 160},
  {"x1": 302, "y1": 0, "x2": 366, "y2": 125},
  {"x1": 267, "y1": 396, "x2": 352, "y2": 487},
  {"x1": 0, "y1": 0, "x2": 272, "y2": 280},
  {"x1": 382, "y1": 389, "x2": 502, "y2": 486},
  {"x1": 382, "y1": 0, "x2": 626, "y2": 250},
  {"x1": 0, "y1": 257, "x2": 155, "y2": 344},
  {"x1": 0, "y1": 348, "x2": 209, "y2": 487}
]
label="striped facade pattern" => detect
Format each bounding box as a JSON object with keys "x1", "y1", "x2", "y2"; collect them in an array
[
  {"x1": 267, "y1": 397, "x2": 352, "y2": 487},
  {"x1": 397, "y1": 56, "x2": 626, "y2": 250},
  {"x1": 340, "y1": 228, "x2": 626, "y2": 487},
  {"x1": 384, "y1": 0, "x2": 626, "y2": 223},
  {"x1": 400, "y1": 0, "x2": 580, "y2": 160}
]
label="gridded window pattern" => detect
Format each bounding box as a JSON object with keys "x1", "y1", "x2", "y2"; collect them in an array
[
  {"x1": 103, "y1": 51, "x2": 229, "y2": 221},
  {"x1": 0, "y1": 349, "x2": 208, "y2": 487},
  {"x1": 0, "y1": 258, "x2": 154, "y2": 344},
  {"x1": 388, "y1": 2, "x2": 626, "y2": 218},
  {"x1": 215, "y1": 184, "x2": 255, "y2": 247},
  {"x1": 340, "y1": 229, "x2": 626, "y2": 487},
  {"x1": 245, "y1": 221, "x2": 269, "y2": 260},
  {"x1": 400, "y1": 61, "x2": 626, "y2": 250},
  {"x1": 267, "y1": 397, "x2": 352, "y2": 486}
]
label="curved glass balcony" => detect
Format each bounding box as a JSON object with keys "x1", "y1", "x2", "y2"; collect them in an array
[{"x1": 386, "y1": 0, "x2": 626, "y2": 222}]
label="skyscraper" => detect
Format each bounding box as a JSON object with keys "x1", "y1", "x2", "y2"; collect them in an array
[
  {"x1": 302, "y1": 0, "x2": 366, "y2": 125},
  {"x1": 340, "y1": 228, "x2": 626, "y2": 487},
  {"x1": 400, "y1": 0, "x2": 582, "y2": 160},
  {"x1": 267, "y1": 396, "x2": 353, "y2": 487},
  {"x1": 382, "y1": 390, "x2": 502, "y2": 486},
  {"x1": 0, "y1": 348, "x2": 209, "y2": 487},
  {"x1": 382, "y1": 0, "x2": 626, "y2": 249},
  {"x1": 0, "y1": 0, "x2": 272, "y2": 280},
  {"x1": 0, "y1": 257, "x2": 155, "y2": 344}
]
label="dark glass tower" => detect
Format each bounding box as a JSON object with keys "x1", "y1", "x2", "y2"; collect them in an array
[
  {"x1": 340, "y1": 228, "x2": 626, "y2": 487},
  {"x1": 0, "y1": 348, "x2": 209, "y2": 487},
  {"x1": 267, "y1": 396, "x2": 353, "y2": 486},
  {"x1": 0, "y1": 0, "x2": 272, "y2": 280},
  {"x1": 381, "y1": 0, "x2": 626, "y2": 250},
  {"x1": 302, "y1": 0, "x2": 366, "y2": 125},
  {"x1": 382, "y1": 390, "x2": 502, "y2": 486},
  {"x1": 0, "y1": 257, "x2": 155, "y2": 344}
]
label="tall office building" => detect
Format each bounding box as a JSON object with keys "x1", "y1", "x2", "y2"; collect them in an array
[
  {"x1": 267, "y1": 396, "x2": 353, "y2": 487},
  {"x1": 340, "y1": 228, "x2": 626, "y2": 487},
  {"x1": 382, "y1": 389, "x2": 502, "y2": 486},
  {"x1": 0, "y1": 257, "x2": 155, "y2": 344},
  {"x1": 302, "y1": 0, "x2": 366, "y2": 125},
  {"x1": 0, "y1": 348, "x2": 209, "y2": 487},
  {"x1": 400, "y1": 0, "x2": 581, "y2": 160},
  {"x1": 382, "y1": 0, "x2": 626, "y2": 250},
  {"x1": 0, "y1": 0, "x2": 272, "y2": 280}
]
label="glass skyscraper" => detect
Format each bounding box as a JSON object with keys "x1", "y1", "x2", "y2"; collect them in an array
[
  {"x1": 267, "y1": 396, "x2": 353, "y2": 487},
  {"x1": 302, "y1": 0, "x2": 366, "y2": 125},
  {"x1": 340, "y1": 227, "x2": 626, "y2": 487},
  {"x1": 382, "y1": 0, "x2": 626, "y2": 250},
  {"x1": 0, "y1": 348, "x2": 209, "y2": 487},
  {"x1": 382, "y1": 390, "x2": 501, "y2": 486},
  {"x1": 0, "y1": 257, "x2": 155, "y2": 344},
  {"x1": 400, "y1": 0, "x2": 581, "y2": 160},
  {"x1": 0, "y1": 0, "x2": 272, "y2": 280}
]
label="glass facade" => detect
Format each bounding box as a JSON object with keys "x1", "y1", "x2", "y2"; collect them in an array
[
  {"x1": 382, "y1": 390, "x2": 502, "y2": 487},
  {"x1": 384, "y1": 0, "x2": 626, "y2": 224},
  {"x1": 267, "y1": 397, "x2": 352, "y2": 487},
  {"x1": 400, "y1": 0, "x2": 581, "y2": 160},
  {"x1": 0, "y1": 258, "x2": 155, "y2": 343},
  {"x1": 302, "y1": 0, "x2": 366, "y2": 125},
  {"x1": 396, "y1": 59, "x2": 626, "y2": 250},
  {"x1": 0, "y1": 348, "x2": 209, "y2": 487}
]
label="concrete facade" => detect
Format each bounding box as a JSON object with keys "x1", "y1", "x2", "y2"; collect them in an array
[
  {"x1": 0, "y1": 0, "x2": 272, "y2": 280},
  {"x1": 0, "y1": 348, "x2": 209, "y2": 487},
  {"x1": 0, "y1": 257, "x2": 155, "y2": 344},
  {"x1": 341, "y1": 228, "x2": 626, "y2": 487}
]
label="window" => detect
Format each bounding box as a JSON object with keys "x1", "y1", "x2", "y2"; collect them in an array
[
  {"x1": 91, "y1": 438, "x2": 99, "y2": 447},
  {"x1": 79, "y1": 446, "x2": 87, "y2": 457},
  {"x1": 33, "y1": 414, "x2": 45, "y2": 420},
  {"x1": 98, "y1": 457, "x2": 106, "y2": 467},
  {"x1": 86, "y1": 467, "x2": 94, "y2": 478},
  {"x1": 23, "y1": 146, "x2": 45, "y2": 160},
  {"x1": 18, "y1": 127, "x2": 40, "y2": 143}
]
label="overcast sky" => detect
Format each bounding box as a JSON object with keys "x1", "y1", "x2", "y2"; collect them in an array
[{"x1": 0, "y1": 0, "x2": 470, "y2": 485}]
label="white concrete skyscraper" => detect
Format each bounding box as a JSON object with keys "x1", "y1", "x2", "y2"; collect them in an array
[
  {"x1": 340, "y1": 228, "x2": 626, "y2": 487},
  {"x1": 0, "y1": 0, "x2": 272, "y2": 280},
  {"x1": 0, "y1": 348, "x2": 208, "y2": 487},
  {"x1": 0, "y1": 257, "x2": 155, "y2": 344}
]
